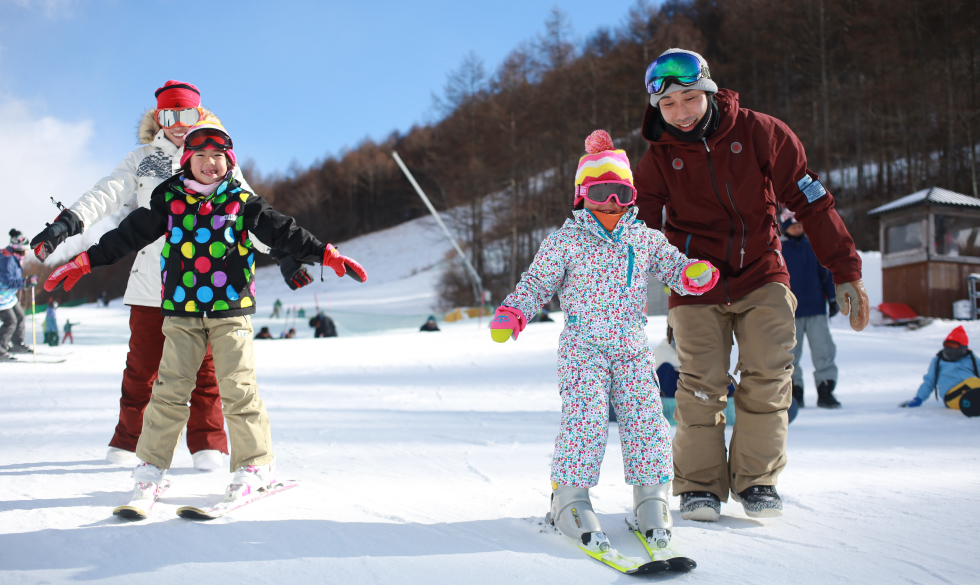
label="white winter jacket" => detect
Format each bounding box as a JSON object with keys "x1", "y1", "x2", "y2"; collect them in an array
[{"x1": 68, "y1": 114, "x2": 266, "y2": 307}]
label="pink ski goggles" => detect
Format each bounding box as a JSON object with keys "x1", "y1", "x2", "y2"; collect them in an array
[{"x1": 574, "y1": 180, "x2": 637, "y2": 206}]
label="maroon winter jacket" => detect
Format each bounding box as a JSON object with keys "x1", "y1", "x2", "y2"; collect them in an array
[{"x1": 634, "y1": 89, "x2": 861, "y2": 307}]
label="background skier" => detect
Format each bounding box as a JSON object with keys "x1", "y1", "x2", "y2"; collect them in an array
[
  {"x1": 0, "y1": 230, "x2": 34, "y2": 361},
  {"x1": 62, "y1": 319, "x2": 76, "y2": 344},
  {"x1": 780, "y1": 208, "x2": 842, "y2": 409},
  {"x1": 635, "y1": 49, "x2": 870, "y2": 521},
  {"x1": 44, "y1": 300, "x2": 59, "y2": 346}
]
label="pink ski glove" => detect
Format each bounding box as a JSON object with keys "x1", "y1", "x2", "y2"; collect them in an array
[
  {"x1": 44, "y1": 251, "x2": 91, "y2": 292},
  {"x1": 323, "y1": 244, "x2": 367, "y2": 283},
  {"x1": 490, "y1": 306, "x2": 526, "y2": 343},
  {"x1": 681, "y1": 261, "x2": 719, "y2": 294}
]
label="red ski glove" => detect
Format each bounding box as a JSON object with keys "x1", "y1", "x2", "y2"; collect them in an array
[
  {"x1": 323, "y1": 244, "x2": 367, "y2": 283},
  {"x1": 44, "y1": 252, "x2": 91, "y2": 292}
]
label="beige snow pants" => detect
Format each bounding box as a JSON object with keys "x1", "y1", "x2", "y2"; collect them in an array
[
  {"x1": 136, "y1": 315, "x2": 274, "y2": 472},
  {"x1": 668, "y1": 282, "x2": 797, "y2": 500}
]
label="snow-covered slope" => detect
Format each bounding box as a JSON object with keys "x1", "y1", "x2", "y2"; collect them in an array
[
  {"x1": 248, "y1": 213, "x2": 459, "y2": 336},
  {"x1": 2, "y1": 306, "x2": 979, "y2": 584},
  {"x1": 4, "y1": 214, "x2": 977, "y2": 585}
]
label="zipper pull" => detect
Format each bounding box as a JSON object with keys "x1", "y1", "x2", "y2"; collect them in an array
[
  {"x1": 740, "y1": 247, "x2": 745, "y2": 269},
  {"x1": 702, "y1": 137, "x2": 710, "y2": 152}
]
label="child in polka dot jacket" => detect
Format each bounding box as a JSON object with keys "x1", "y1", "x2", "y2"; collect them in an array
[
  {"x1": 45, "y1": 122, "x2": 368, "y2": 505},
  {"x1": 491, "y1": 130, "x2": 718, "y2": 554}
]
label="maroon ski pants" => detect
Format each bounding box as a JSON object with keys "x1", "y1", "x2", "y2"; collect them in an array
[{"x1": 108, "y1": 305, "x2": 228, "y2": 454}]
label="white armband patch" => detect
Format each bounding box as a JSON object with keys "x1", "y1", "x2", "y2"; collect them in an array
[{"x1": 798, "y1": 174, "x2": 827, "y2": 203}]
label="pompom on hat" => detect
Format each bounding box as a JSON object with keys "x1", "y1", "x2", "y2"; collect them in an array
[
  {"x1": 574, "y1": 130, "x2": 633, "y2": 204},
  {"x1": 179, "y1": 121, "x2": 237, "y2": 169}
]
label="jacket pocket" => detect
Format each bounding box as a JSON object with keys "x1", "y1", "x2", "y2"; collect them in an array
[{"x1": 224, "y1": 252, "x2": 251, "y2": 295}]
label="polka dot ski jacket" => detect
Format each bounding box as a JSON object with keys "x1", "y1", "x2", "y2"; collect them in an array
[
  {"x1": 85, "y1": 173, "x2": 327, "y2": 318},
  {"x1": 502, "y1": 206, "x2": 697, "y2": 349}
]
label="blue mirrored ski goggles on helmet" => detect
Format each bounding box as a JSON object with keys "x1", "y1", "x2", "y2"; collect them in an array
[{"x1": 644, "y1": 52, "x2": 710, "y2": 95}]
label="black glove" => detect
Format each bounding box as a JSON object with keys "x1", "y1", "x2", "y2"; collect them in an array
[
  {"x1": 828, "y1": 301, "x2": 840, "y2": 317},
  {"x1": 31, "y1": 210, "x2": 82, "y2": 263},
  {"x1": 270, "y1": 248, "x2": 313, "y2": 290}
]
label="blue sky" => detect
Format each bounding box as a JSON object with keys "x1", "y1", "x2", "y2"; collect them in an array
[
  {"x1": 1, "y1": 0, "x2": 645, "y2": 174},
  {"x1": 1, "y1": 0, "x2": 652, "y2": 247}
]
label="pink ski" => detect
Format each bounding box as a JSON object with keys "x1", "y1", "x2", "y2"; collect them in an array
[{"x1": 176, "y1": 479, "x2": 300, "y2": 520}]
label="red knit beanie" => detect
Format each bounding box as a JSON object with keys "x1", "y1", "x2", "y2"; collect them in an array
[
  {"x1": 945, "y1": 325, "x2": 969, "y2": 347},
  {"x1": 155, "y1": 80, "x2": 201, "y2": 110}
]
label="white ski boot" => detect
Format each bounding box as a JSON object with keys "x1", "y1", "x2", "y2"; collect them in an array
[
  {"x1": 545, "y1": 483, "x2": 610, "y2": 553},
  {"x1": 118, "y1": 461, "x2": 170, "y2": 516},
  {"x1": 106, "y1": 447, "x2": 140, "y2": 466},
  {"x1": 629, "y1": 483, "x2": 673, "y2": 549},
  {"x1": 133, "y1": 461, "x2": 166, "y2": 484},
  {"x1": 225, "y1": 458, "x2": 276, "y2": 502},
  {"x1": 192, "y1": 449, "x2": 224, "y2": 471}
]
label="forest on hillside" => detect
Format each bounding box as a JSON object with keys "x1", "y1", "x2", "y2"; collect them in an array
[
  {"x1": 251, "y1": 0, "x2": 980, "y2": 308},
  {"x1": 38, "y1": 0, "x2": 980, "y2": 308}
]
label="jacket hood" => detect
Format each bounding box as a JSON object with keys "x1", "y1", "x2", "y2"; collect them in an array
[
  {"x1": 569, "y1": 205, "x2": 641, "y2": 242},
  {"x1": 641, "y1": 88, "x2": 739, "y2": 147},
  {"x1": 137, "y1": 107, "x2": 220, "y2": 144}
]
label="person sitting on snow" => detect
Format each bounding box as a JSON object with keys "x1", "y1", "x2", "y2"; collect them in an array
[
  {"x1": 310, "y1": 311, "x2": 337, "y2": 338},
  {"x1": 419, "y1": 315, "x2": 440, "y2": 332},
  {"x1": 902, "y1": 326, "x2": 979, "y2": 411}
]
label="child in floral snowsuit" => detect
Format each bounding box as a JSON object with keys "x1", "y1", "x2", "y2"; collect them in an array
[{"x1": 491, "y1": 130, "x2": 718, "y2": 553}]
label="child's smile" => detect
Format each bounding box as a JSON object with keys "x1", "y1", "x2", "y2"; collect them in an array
[{"x1": 190, "y1": 149, "x2": 228, "y2": 185}]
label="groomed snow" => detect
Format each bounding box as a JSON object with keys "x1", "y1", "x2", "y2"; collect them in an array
[{"x1": 1, "y1": 220, "x2": 977, "y2": 584}]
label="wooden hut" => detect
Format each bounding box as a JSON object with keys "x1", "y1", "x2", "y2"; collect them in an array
[{"x1": 868, "y1": 187, "x2": 980, "y2": 318}]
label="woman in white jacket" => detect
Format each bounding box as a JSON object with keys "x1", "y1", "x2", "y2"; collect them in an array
[{"x1": 30, "y1": 81, "x2": 311, "y2": 470}]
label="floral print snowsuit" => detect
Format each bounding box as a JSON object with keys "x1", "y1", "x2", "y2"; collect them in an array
[{"x1": 502, "y1": 206, "x2": 699, "y2": 487}]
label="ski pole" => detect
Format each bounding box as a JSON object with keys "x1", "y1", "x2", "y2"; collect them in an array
[{"x1": 31, "y1": 284, "x2": 36, "y2": 363}]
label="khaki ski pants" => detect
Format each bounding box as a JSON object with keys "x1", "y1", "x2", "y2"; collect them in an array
[
  {"x1": 136, "y1": 315, "x2": 274, "y2": 472},
  {"x1": 668, "y1": 282, "x2": 797, "y2": 500}
]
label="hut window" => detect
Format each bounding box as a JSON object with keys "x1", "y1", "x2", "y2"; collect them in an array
[
  {"x1": 934, "y1": 215, "x2": 980, "y2": 257},
  {"x1": 885, "y1": 221, "x2": 924, "y2": 254}
]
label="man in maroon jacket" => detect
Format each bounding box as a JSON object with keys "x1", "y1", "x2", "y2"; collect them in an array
[{"x1": 635, "y1": 49, "x2": 870, "y2": 521}]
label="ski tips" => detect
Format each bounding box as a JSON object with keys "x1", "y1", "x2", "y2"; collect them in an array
[
  {"x1": 112, "y1": 506, "x2": 147, "y2": 520},
  {"x1": 176, "y1": 506, "x2": 214, "y2": 520}
]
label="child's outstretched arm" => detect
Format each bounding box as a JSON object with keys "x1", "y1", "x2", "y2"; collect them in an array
[
  {"x1": 245, "y1": 195, "x2": 367, "y2": 282},
  {"x1": 44, "y1": 206, "x2": 166, "y2": 292},
  {"x1": 646, "y1": 229, "x2": 718, "y2": 295},
  {"x1": 902, "y1": 356, "x2": 940, "y2": 407},
  {"x1": 492, "y1": 232, "x2": 567, "y2": 343}
]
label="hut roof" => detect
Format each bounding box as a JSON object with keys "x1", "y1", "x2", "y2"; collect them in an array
[{"x1": 868, "y1": 187, "x2": 980, "y2": 217}]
